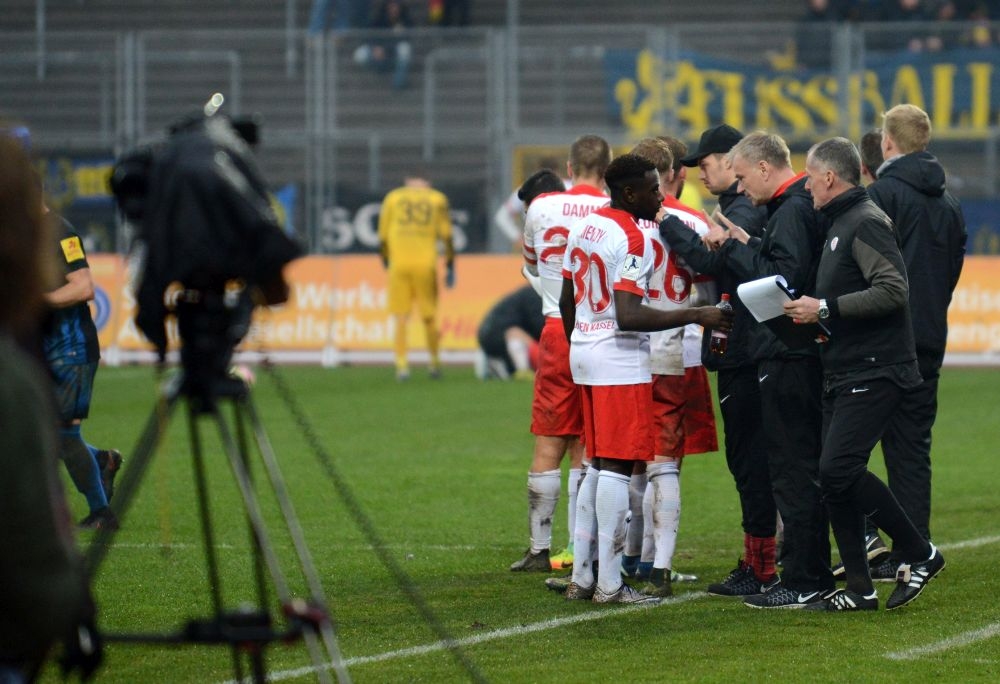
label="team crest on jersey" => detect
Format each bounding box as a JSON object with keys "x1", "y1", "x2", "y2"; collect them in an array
[
  {"x1": 60, "y1": 236, "x2": 85, "y2": 262},
  {"x1": 622, "y1": 253, "x2": 641, "y2": 280},
  {"x1": 829, "y1": 236, "x2": 839, "y2": 252}
]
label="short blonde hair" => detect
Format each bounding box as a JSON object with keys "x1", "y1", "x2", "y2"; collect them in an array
[
  {"x1": 882, "y1": 104, "x2": 931, "y2": 154},
  {"x1": 728, "y1": 131, "x2": 791, "y2": 169},
  {"x1": 629, "y1": 137, "x2": 674, "y2": 175}
]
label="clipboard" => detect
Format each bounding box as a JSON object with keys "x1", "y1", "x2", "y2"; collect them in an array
[{"x1": 736, "y1": 275, "x2": 831, "y2": 349}]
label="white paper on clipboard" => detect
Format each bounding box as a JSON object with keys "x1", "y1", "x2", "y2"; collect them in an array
[{"x1": 737, "y1": 275, "x2": 795, "y2": 323}]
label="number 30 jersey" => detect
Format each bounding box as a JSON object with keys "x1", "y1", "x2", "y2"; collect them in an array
[
  {"x1": 561, "y1": 206, "x2": 654, "y2": 386},
  {"x1": 523, "y1": 184, "x2": 609, "y2": 317}
]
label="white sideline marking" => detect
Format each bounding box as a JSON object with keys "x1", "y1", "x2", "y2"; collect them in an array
[
  {"x1": 884, "y1": 622, "x2": 1000, "y2": 661},
  {"x1": 936, "y1": 535, "x2": 1000, "y2": 551},
  {"x1": 219, "y1": 593, "x2": 702, "y2": 684}
]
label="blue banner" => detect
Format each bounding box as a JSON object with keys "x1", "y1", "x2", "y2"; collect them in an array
[{"x1": 604, "y1": 47, "x2": 1000, "y2": 140}]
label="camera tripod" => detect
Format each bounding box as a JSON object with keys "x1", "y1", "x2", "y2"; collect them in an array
[{"x1": 85, "y1": 369, "x2": 351, "y2": 684}]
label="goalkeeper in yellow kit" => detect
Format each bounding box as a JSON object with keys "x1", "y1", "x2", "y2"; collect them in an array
[{"x1": 378, "y1": 172, "x2": 455, "y2": 380}]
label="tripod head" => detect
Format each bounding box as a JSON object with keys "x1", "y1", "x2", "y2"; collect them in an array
[{"x1": 173, "y1": 283, "x2": 254, "y2": 406}]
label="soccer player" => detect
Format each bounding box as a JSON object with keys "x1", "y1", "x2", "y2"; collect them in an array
[
  {"x1": 378, "y1": 170, "x2": 455, "y2": 381},
  {"x1": 44, "y1": 215, "x2": 122, "y2": 530},
  {"x1": 511, "y1": 136, "x2": 611, "y2": 572},
  {"x1": 558, "y1": 153, "x2": 732, "y2": 604},
  {"x1": 624, "y1": 137, "x2": 715, "y2": 596},
  {"x1": 785, "y1": 137, "x2": 944, "y2": 611}
]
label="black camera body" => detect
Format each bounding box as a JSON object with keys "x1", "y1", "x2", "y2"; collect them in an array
[{"x1": 110, "y1": 113, "x2": 301, "y2": 395}]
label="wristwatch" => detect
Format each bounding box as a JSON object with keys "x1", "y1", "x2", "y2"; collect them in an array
[{"x1": 817, "y1": 298, "x2": 830, "y2": 320}]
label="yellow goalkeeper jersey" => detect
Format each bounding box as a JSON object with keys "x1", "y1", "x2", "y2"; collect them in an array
[{"x1": 378, "y1": 185, "x2": 452, "y2": 270}]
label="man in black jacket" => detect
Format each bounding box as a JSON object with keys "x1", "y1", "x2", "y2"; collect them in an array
[
  {"x1": 865, "y1": 104, "x2": 966, "y2": 576},
  {"x1": 662, "y1": 125, "x2": 775, "y2": 596},
  {"x1": 666, "y1": 131, "x2": 834, "y2": 608},
  {"x1": 784, "y1": 137, "x2": 944, "y2": 611}
]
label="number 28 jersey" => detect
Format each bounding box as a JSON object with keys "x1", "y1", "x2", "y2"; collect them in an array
[{"x1": 561, "y1": 206, "x2": 654, "y2": 386}]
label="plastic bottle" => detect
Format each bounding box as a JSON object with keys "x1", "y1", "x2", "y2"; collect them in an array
[{"x1": 709, "y1": 293, "x2": 732, "y2": 356}]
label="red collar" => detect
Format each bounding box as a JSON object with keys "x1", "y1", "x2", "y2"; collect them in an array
[
  {"x1": 565, "y1": 183, "x2": 606, "y2": 197},
  {"x1": 769, "y1": 172, "x2": 805, "y2": 203}
]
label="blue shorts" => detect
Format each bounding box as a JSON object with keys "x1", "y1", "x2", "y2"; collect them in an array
[{"x1": 49, "y1": 360, "x2": 97, "y2": 423}]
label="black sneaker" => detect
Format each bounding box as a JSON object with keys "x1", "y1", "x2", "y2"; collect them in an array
[
  {"x1": 886, "y1": 544, "x2": 945, "y2": 610},
  {"x1": 805, "y1": 588, "x2": 878, "y2": 612},
  {"x1": 832, "y1": 532, "x2": 891, "y2": 579},
  {"x1": 870, "y1": 557, "x2": 902, "y2": 582},
  {"x1": 706, "y1": 560, "x2": 776, "y2": 597},
  {"x1": 78, "y1": 506, "x2": 119, "y2": 531},
  {"x1": 96, "y1": 449, "x2": 123, "y2": 502},
  {"x1": 510, "y1": 548, "x2": 551, "y2": 572},
  {"x1": 743, "y1": 582, "x2": 825, "y2": 609}
]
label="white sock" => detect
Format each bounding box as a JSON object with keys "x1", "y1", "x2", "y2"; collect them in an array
[
  {"x1": 640, "y1": 481, "x2": 654, "y2": 563},
  {"x1": 528, "y1": 470, "x2": 560, "y2": 553},
  {"x1": 570, "y1": 466, "x2": 600, "y2": 588},
  {"x1": 648, "y1": 461, "x2": 681, "y2": 570},
  {"x1": 625, "y1": 471, "x2": 647, "y2": 557},
  {"x1": 595, "y1": 470, "x2": 631, "y2": 594},
  {"x1": 506, "y1": 337, "x2": 531, "y2": 372},
  {"x1": 567, "y1": 467, "x2": 583, "y2": 549}
]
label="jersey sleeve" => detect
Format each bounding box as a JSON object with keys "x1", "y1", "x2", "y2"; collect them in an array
[
  {"x1": 59, "y1": 232, "x2": 89, "y2": 273},
  {"x1": 613, "y1": 226, "x2": 648, "y2": 297},
  {"x1": 522, "y1": 203, "x2": 540, "y2": 274}
]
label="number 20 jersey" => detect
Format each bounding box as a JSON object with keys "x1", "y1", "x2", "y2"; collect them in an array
[
  {"x1": 522, "y1": 184, "x2": 609, "y2": 317},
  {"x1": 561, "y1": 206, "x2": 654, "y2": 386}
]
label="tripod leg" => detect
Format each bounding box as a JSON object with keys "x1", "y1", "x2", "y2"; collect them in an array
[
  {"x1": 189, "y1": 405, "x2": 245, "y2": 681},
  {"x1": 241, "y1": 394, "x2": 352, "y2": 683},
  {"x1": 86, "y1": 380, "x2": 182, "y2": 572},
  {"x1": 232, "y1": 401, "x2": 271, "y2": 616},
  {"x1": 211, "y1": 402, "x2": 338, "y2": 684}
]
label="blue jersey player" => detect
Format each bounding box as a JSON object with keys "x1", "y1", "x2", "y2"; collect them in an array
[{"x1": 43, "y1": 218, "x2": 122, "y2": 530}]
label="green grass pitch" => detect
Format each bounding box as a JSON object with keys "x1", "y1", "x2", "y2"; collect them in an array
[{"x1": 43, "y1": 364, "x2": 1000, "y2": 682}]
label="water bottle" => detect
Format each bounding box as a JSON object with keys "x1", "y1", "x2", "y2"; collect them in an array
[{"x1": 709, "y1": 293, "x2": 732, "y2": 356}]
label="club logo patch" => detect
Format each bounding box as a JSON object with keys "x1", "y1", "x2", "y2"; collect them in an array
[
  {"x1": 830, "y1": 236, "x2": 839, "y2": 252},
  {"x1": 622, "y1": 253, "x2": 642, "y2": 280},
  {"x1": 60, "y1": 236, "x2": 85, "y2": 263}
]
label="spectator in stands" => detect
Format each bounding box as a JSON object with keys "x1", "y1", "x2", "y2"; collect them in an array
[
  {"x1": 428, "y1": 0, "x2": 471, "y2": 26},
  {"x1": 941, "y1": 0, "x2": 997, "y2": 47},
  {"x1": 859, "y1": 128, "x2": 884, "y2": 184},
  {"x1": 353, "y1": 0, "x2": 414, "y2": 90},
  {"x1": 878, "y1": 0, "x2": 944, "y2": 52},
  {"x1": 308, "y1": 0, "x2": 371, "y2": 33},
  {"x1": 796, "y1": 0, "x2": 843, "y2": 70}
]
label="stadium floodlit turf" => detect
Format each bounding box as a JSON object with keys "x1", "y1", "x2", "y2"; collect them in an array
[{"x1": 46, "y1": 365, "x2": 1000, "y2": 683}]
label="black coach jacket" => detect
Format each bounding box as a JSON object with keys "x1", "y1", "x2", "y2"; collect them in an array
[
  {"x1": 717, "y1": 175, "x2": 828, "y2": 362},
  {"x1": 814, "y1": 186, "x2": 920, "y2": 391},
  {"x1": 868, "y1": 152, "x2": 966, "y2": 372}
]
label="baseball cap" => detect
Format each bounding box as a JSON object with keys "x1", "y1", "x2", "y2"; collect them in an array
[{"x1": 679, "y1": 124, "x2": 744, "y2": 167}]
